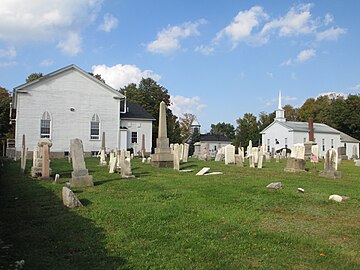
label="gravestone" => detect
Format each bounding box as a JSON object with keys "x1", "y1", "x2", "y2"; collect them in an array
[
  {"x1": 98, "y1": 132, "x2": 107, "y2": 166},
  {"x1": 151, "y1": 101, "x2": 174, "y2": 167},
  {"x1": 121, "y1": 158, "x2": 135, "y2": 178},
  {"x1": 20, "y1": 134, "x2": 27, "y2": 173},
  {"x1": 215, "y1": 147, "x2": 225, "y2": 161},
  {"x1": 108, "y1": 151, "x2": 117, "y2": 173},
  {"x1": 257, "y1": 147, "x2": 264, "y2": 169},
  {"x1": 31, "y1": 139, "x2": 52, "y2": 178},
  {"x1": 41, "y1": 143, "x2": 51, "y2": 180},
  {"x1": 291, "y1": 144, "x2": 305, "y2": 160},
  {"x1": 337, "y1": 147, "x2": 348, "y2": 160},
  {"x1": 141, "y1": 134, "x2": 146, "y2": 158},
  {"x1": 193, "y1": 142, "x2": 201, "y2": 158},
  {"x1": 355, "y1": 160, "x2": 360, "y2": 166},
  {"x1": 252, "y1": 147, "x2": 259, "y2": 164},
  {"x1": 179, "y1": 144, "x2": 184, "y2": 161},
  {"x1": 70, "y1": 138, "x2": 94, "y2": 187},
  {"x1": 173, "y1": 144, "x2": 180, "y2": 171},
  {"x1": 196, "y1": 167, "x2": 210, "y2": 176},
  {"x1": 246, "y1": 140, "x2": 252, "y2": 158},
  {"x1": 265, "y1": 152, "x2": 271, "y2": 162},
  {"x1": 319, "y1": 149, "x2": 341, "y2": 179},
  {"x1": 62, "y1": 187, "x2": 83, "y2": 208},
  {"x1": 281, "y1": 149, "x2": 287, "y2": 158},
  {"x1": 199, "y1": 143, "x2": 210, "y2": 161},
  {"x1": 183, "y1": 143, "x2": 189, "y2": 162},
  {"x1": 311, "y1": 145, "x2": 319, "y2": 163},
  {"x1": 54, "y1": 174, "x2": 60, "y2": 184},
  {"x1": 249, "y1": 154, "x2": 255, "y2": 168},
  {"x1": 235, "y1": 155, "x2": 243, "y2": 167},
  {"x1": 266, "y1": 182, "x2": 282, "y2": 190},
  {"x1": 224, "y1": 145, "x2": 235, "y2": 165},
  {"x1": 284, "y1": 158, "x2": 306, "y2": 172},
  {"x1": 275, "y1": 153, "x2": 280, "y2": 163}
]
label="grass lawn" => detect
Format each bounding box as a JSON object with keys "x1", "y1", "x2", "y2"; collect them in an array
[{"x1": 0, "y1": 157, "x2": 359, "y2": 269}]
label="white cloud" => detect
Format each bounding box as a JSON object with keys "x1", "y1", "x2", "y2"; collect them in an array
[
  {"x1": 56, "y1": 32, "x2": 82, "y2": 56},
  {"x1": 296, "y1": 49, "x2": 316, "y2": 62},
  {"x1": 316, "y1": 92, "x2": 347, "y2": 99},
  {"x1": 0, "y1": 61, "x2": 17, "y2": 68},
  {"x1": 39, "y1": 59, "x2": 54, "y2": 67},
  {"x1": 147, "y1": 19, "x2": 207, "y2": 54},
  {"x1": 194, "y1": 45, "x2": 214, "y2": 55},
  {"x1": 261, "y1": 3, "x2": 315, "y2": 37},
  {"x1": 316, "y1": 27, "x2": 347, "y2": 41},
  {"x1": 351, "y1": 84, "x2": 360, "y2": 91},
  {"x1": 324, "y1": 13, "x2": 334, "y2": 26},
  {"x1": 281, "y1": 58, "x2": 293, "y2": 66},
  {"x1": 91, "y1": 64, "x2": 161, "y2": 89},
  {"x1": 214, "y1": 6, "x2": 268, "y2": 47},
  {"x1": 0, "y1": 0, "x2": 102, "y2": 54},
  {"x1": 170, "y1": 95, "x2": 207, "y2": 117},
  {"x1": 0, "y1": 46, "x2": 16, "y2": 58},
  {"x1": 98, "y1": 13, "x2": 118, "y2": 32}
]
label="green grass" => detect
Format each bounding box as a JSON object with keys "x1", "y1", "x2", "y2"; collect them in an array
[{"x1": 0, "y1": 157, "x2": 359, "y2": 269}]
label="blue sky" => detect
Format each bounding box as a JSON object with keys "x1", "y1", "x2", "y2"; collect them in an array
[{"x1": 1, "y1": 0, "x2": 359, "y2": 131}]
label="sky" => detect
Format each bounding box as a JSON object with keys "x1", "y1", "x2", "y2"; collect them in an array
[{"x1": 1, "y1": 0, "x2": 359, "y2": 132}]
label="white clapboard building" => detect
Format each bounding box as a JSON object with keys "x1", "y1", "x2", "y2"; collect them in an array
[
  {"x1": 260, "y1": 92, "x2": 359, "y2": 158},
  {"x1": 12, "y1": 64, "x2": 154, "y2": 158}
]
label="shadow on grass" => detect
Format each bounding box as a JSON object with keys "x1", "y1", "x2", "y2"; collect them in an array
[{"x1": 0, "y1": 160, "x2": 129, "y2": 270}]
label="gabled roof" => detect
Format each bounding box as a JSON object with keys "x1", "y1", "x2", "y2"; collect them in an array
[
  {"x1": 13, "y1": 64, "x2": 125, "y2": 106},
  {"x1": 200, "y1": 133, "x2": 231, "y2": 142},
  {"x1": 339, "y1": 131, "x2": 360, "y2": 143},
  {"x1": 260, "y1": 120, "x2": 340, "y2": 135},
  {"x1": 121, "y1": 103, "x2": 155, "y2": 121}
]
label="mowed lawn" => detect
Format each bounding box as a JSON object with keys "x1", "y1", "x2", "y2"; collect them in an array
[{"x1": 0, "y1": 157, "x2": 359, "y2": 269}]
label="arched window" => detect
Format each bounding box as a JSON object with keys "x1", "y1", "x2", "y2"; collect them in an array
[
  {"x1": 90, "y1": 114, "x2": 100, "y2": 140},
  {"x1": 40, "y1": 111, "x2": 51, "y2": 138}
]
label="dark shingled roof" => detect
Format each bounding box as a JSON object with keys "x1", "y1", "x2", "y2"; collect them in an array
[
  {"x1": 200, "y1": 133, "x2": 231, "y2": 142},
  {"x1": 121, "y1": 103, "x2": 155, "y2": 120}
]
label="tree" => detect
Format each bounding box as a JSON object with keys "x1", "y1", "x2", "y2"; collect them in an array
[
  {"x1": 234, "y1": 113, "x2": 260, "y2": 147},
  {"x1": 210, "y1": 122, "x2": 235, "y2": 140},
  {"x1": 188, "y1": 125, "x2": 200, "y2": 155},
  {"x1": 179, "y1": 113, "x2": 196, "y2": 142},
  {"x1": 120, "y1": 78, "x2": 181, "y2": 149},
  {"x1": 0, "y1": 87, "x2": 13, "y2": 140},
  {"x1": 283, "y1": 105, "x2": 298, "y2": 121},
  {"x1": 258, "y1": 111, "x2": 275, "y2": 132},
  {"x1": 26, "y1": 73, "x2": 43, "y2": 83},
  {"x1": 88, "y1": 73, "x2": 106, "y2": 83}
]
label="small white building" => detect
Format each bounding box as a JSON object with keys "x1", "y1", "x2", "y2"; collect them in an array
[
  {"x1": 260, "y1": 92, "x2": 359, "y2": 158},
  {"x1": 12, "y1": 64, "x2": 154, "y2": 158}
]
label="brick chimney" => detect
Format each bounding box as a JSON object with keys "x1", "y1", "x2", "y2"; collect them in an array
[{"x1": 308, "y1": 117, "x2": 314, "y2": 142}]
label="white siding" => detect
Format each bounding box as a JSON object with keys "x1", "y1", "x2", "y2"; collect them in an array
[
  {"x1": 120, "y1": 119, "x2": 153, "y2": 154},
  {"x1": 15, "y1": 69, "x2": 120, "y2": 154},
  {"x1": 313, "y1": 133, "x2": 341, "y2": 158},
  {"x1": 261, "y1": 122, "x2": 293, "y2": 152}
]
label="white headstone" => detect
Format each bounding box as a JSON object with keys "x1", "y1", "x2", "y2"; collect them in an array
[
  {"x1": 224, "y1": 145, "x2": 236, "y2": 165},
  {"x1": 291, "y1": 143, "x2": 305, "y2": 160},
  {"x1": 183, "y1": 143, "x2": 189, "y2": 163},
  {"x1": 173, "y1": 144, "x2": 180, "y2": 171},
  {"x1": 311, "y1": 145, "x2": 319, "y2": 163},
  {"x1": 196, "y1": 167, "x2": 210, "y2": 176}
]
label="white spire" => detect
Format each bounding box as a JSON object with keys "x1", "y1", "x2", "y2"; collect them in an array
[
  {"x1": 275, "y1": 90, "x2": 286, "y2": 122},
  {"x1": 278, "y1": 90, "x2": 282, "y2": 110}
]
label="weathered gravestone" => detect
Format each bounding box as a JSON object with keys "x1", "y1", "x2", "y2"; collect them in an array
[
  {"x1": 196, "y1": 167, "x2": 210, "y2": 176},
  {"x1": 257, "y1": 147, "x2": 264, "y2": 169},
  {"x1": 266, "y1": 182, "x2": 282, "y2": 190},
  {"x1": 98, "y1": 132, "x2": 107, "y2": 166},
  {"x1": 121, "y1": 158, "x2": 135, "y2": 178},
  {"x1": 173, "y1": 144, "x2": 180, "y2": 171},
  {"x1": 20, "y1": 134, "x2": 27, "y2": 173},
  {"x1": 224, "y1": 145, "x2": 235, "y2": 165},
  {"x1": 311, "y1": 145, "x2": 319, "y2": 163},
  {"x1": 337, "y1": 146, "x2": 348, "y2": 160},
  {"x1": 252, "y1": 147, "x2": 259, "y2": 164},
  {"x1": 70, "y1": 138, "x2": 94, "y2": 187},
  {"x1": 62, "y1": 187, "x2": 83, "y2": 208},
  {"x1": 183, "y1": 143, "x2": 189, "y2": 162},
  {"x1": 352, "y1": 145, "x2": 359, "y2": 159},
  {"x1": 285, "y1": 144, "x2": 306, "y2": 172},
  {"x1": 215, "y1": 147, "x2": 225, "y2": 161},
  {"x1": 235, "y1": 154, "x2": 243, "y2": 167},
  {"x1": 319, "y1": 149, "x2": 341, "y2": 179},
  {"x1": 31, "y1": 138, "x2": 52, "y2": 177},
  {"x1": 109, "y1": 151, "x2": 117, "y2": 173}
]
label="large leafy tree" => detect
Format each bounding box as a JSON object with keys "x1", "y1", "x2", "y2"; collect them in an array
[
  {"x1": 120, "y1": 78, "x2": 181, "y2": 149},
  {"x1": 234, "y1": 113, "x2": 260, "y2": 147},
  {"x1": 210, "y1": 122, "x2": 235, "y2": 140},
  {"x1": 0, "y1": 87, "x2": 13, "y2": 140},
  {"x1": 26, "y1": 73, "x2": 43, "y2": 83},
  {"x1": 179, "y1": 113, "x2": 196, "y2": 142}
]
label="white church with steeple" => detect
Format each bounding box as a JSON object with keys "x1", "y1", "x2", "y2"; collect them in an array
[{"x1": 260, "y1": 92, "x2": 359, "y2": 158}]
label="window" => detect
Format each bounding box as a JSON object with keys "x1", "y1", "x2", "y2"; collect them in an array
[
  {"x1": 303, "y1": 137, "x2": 306, "y2": 143},
  {"x1": 90, "y1": 114, "x2": 100, "y2": 140},
  {"x1": 40, "y1": 111, "x2": 51, "y2": 138},
  {"x1": 322, "y1": 138, "x2": 325, "y2": 151},
  {"x1": 331, "y1": 139, "x2": 334, "y2": 148},
  {"x1": 285, "y1": 138, "x2": 288, "y2": 148},
  {"x1": 131, "y1": 132, "x2": 138, "y2": 143}
]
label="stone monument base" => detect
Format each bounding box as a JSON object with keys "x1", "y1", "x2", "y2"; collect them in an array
[
  {"x1": 319, "y1": 170, "x2": 342, "y2": 179},
  {"x1": 151, "y1": 152, "x2": 174, "y2": 168},
  {"x1": 284, "y1": 158, "x2": 306, "y2": 172},
  {"x1": 70, "y1": 172, "x2": 94, "y2": 187},
  {"x1": 304, "y1": 141, "x2": 317, "y2": 160}
]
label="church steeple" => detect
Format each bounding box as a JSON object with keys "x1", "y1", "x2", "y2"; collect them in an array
[{"x1": 275, "y1": 91, "x2": 286, "y2": 122}]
